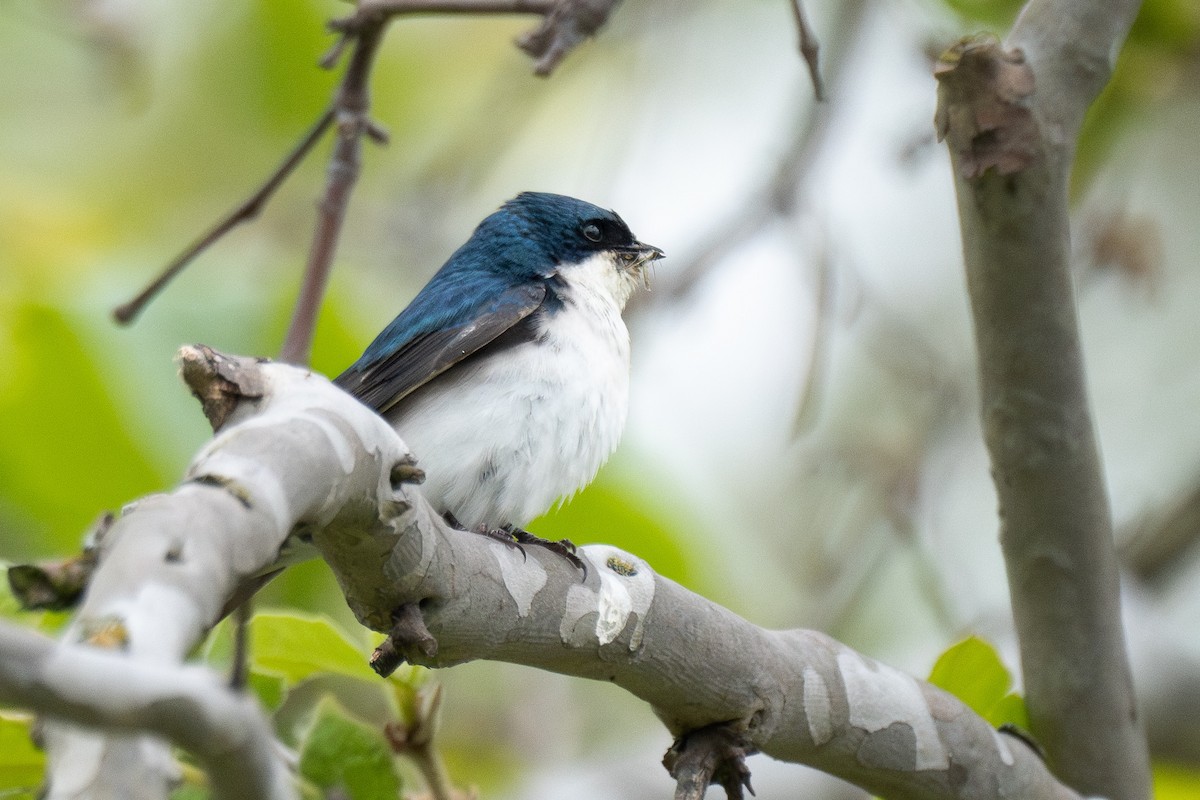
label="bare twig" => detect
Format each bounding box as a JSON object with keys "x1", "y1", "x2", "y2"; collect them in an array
[
  {"x1": 641, "y1": 0, "x2": 868, "y2": 309},
  {"x1": 112, "y1": 108, "x2": 336, "y2": 325},
  {"x1": 515, "y1": 0, "x2": 623, "y2": 75},
  {"x1": 350, "y1": 0, "x2": 554, "y2": 18},
  {"x1": 279, "y1": 20, "x2": 388, "y2": 364},
  {"x1": 789, "y1": 0, "x2": 824, "y2": 100},
  {"x1": 1119, "y1": 471, "x2": 1200, "y2": 585},
  {"x1": 371, "y1": 602, "x2": 439, "y2": 677},
  {"x1": 229, "y1": 597, "x2": 252, "y2": 691},
  {"x1": 385, "y1": 684, "x2": 465, "y2": 800}
]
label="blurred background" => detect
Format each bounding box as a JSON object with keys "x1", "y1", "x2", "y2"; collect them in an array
[{"x1": 2, "y1": 0, "x2": 1200, "y2": 796}]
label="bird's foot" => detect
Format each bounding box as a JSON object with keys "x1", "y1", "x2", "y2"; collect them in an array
[
  {"x1": 443, "y1": 511, "x2": 529, "y2": 557},
  {"x1": 506, "y1": 526, "x2": 587, "y2": 578},
  {"x1": 443, "y1": 513, "x2": 586, "y2": 577}
]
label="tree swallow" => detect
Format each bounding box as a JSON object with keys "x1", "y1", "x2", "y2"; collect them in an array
[{"x1": 335, "y1": 192, "x2": 663, "y2": 559}]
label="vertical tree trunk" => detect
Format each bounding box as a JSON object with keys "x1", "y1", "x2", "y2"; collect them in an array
[{"x1": 935, "y1": 1, "x2": 1150, "y2": 797}]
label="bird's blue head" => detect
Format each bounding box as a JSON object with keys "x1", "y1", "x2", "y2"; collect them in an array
[{"x1": 452, "y1": 192, "x2": 663, "y2": 289}]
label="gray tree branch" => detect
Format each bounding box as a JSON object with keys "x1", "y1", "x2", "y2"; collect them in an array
[
  {"x1": 933, "y1": 0, "x2": 1149, "y2": 797},
  {"x1": 29, "y1": 345, "x2": 411, "y2": 799},
  {"x1": 0, "y1": 621, "x2": 290, "y2": 800},
  {"x1": 1, "y1": 347, "x2": 1089, "y2": 799}
]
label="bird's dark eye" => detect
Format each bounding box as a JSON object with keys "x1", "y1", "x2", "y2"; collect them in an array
[{"x1": 582, "y1": 223, "x2": 602, "y2": 243}]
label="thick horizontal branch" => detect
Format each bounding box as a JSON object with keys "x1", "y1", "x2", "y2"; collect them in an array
[
  {"x1": 10, "y1": 349, "x2": 1083, "y2": 799},
  {"x1": 319, "y1": 492, "x2": 1078, "y2": 800}
]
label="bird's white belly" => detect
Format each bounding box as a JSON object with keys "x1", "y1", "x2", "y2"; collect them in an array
[{"x1": 386, "y1": 303, "x2": 630, "y2": 530}]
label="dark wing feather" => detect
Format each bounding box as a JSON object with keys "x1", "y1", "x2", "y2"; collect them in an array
[{"x1": 334, "y1": 282, "x2": 546, "y2": 413}]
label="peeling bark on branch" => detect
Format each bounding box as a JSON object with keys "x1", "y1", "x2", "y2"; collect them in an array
[
  {"x1": 934, "y1": 36, "x2": 1036, "y2": 179},
  {"x1": 6, "y1": 349, "x2": 1088, "y2": 799}
]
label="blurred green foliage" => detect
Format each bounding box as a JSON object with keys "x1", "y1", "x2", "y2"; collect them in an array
[
  {"x1": 1155, "y1": 762, "x2": 1200, "y2": 800},
  {"x1": 0, "y1": 712, "x2": 43, "y2": 799},
  {"x1": 529, "y1": 467, "x2": 694, "y2": 585},
  {"x1": 0, "y1": 304, "x2": 163, "y2": 553},
  {"x1": 1076, "y1": 0, "x2": 1200, "y2": 193}
]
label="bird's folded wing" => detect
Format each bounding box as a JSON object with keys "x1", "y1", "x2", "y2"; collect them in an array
[{"x1": 333, "y1": 282, "x2": 546, "y2": 413}]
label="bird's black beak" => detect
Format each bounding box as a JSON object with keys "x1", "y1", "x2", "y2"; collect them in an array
[
  {"x1": 618, "y1": 241, "x2": 664, "y2": 268},
  {"x1": 635, "y1": 241, "x2": 665, "y2": 263},
  {"x1": 617, "y1": 241, "x2": 663, "y2": 289}
]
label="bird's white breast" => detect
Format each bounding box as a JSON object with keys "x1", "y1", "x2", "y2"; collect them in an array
[{"x1": 386, "y1": 253, "x2": 633, "y2": 530}]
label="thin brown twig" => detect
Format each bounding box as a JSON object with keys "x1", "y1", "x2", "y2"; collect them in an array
[
  {"x1": 279, "y1": 20, "x2": 389, "y2": 365},
  {"x1": 280, "y1": 0, "x2": 622, "y2": 363},
  {"x1": 385, "y1": 683, "x2": 467, "y2": 800},
  {"x1": 789, "y1": 0, "x2": 824, "y2": 100},
  {"x1": 112, "y1": 108, "x2": 336, "y2": 325},
  {"x1": 1120, "y1": 473, "x2": 1200, "y2": 585},
  {"x1": 349, "y1": 0, "x2": 554, "y2": 20},
  {"x1": 229, "y1": 597, "x2": 252, "y2": 692}
]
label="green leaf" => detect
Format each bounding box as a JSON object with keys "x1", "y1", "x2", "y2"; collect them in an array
[
  {"x1": 250, "y1": 612, "x2": 377, "y2": 685},
  {"x1": 169, "y1": 785, "x2": 210, "y2": 800},
  {"x1": 939, "y1": 0, "x2": 1023, "y2": 28},
  {"x1": 927, "y1": 635, "x2": 1027, "y2": 728},
  {"x1": 247, "y1": 670, "x2": 287, "y2": 712},
  {"x1": 386, "y1": 665, "x2": 430, "y2": 725},
  {"x1": 927, "y1": 636, "x2": 1010, "y2": 711},
  {"x1": 0, "y1": 713, "x2": 45, "y2": 795},
  {"x1": 988, "y1": 692, "x2": 1029, "y2": 731},
  {"x1": 298, "y1": 697, "x2": 401, "y2": 800}
]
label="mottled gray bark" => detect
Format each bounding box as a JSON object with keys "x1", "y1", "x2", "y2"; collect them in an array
[{"x1": 934, "y1": 0, "x2": 1150, "y2": 796}]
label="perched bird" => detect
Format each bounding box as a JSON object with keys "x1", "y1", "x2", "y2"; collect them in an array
[{"x1": 335, "y1": 192, "x2": 663, "y2": 558}]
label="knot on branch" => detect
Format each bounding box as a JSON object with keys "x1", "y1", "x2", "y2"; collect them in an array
[
  {"x1": 663, "y1": 722, "x2": 757, "y2": 800},
  {"x1": 7, "y1": 512, "x2": 111, "y2": 610},
  {"x1": 933, "y1": 34, "x2": 1037, "y2": 179},
  {"x1": 7, "y1": 553, "x2": 96, "y2": 611},
  {"x1": 517, "y1": 0, "x2": 621, "y2": 76},
  {"x1": 371, "y1": 603, "x2": 439, "y2": 677},
  {"x1": 177, "y1": 345, "x2": 267, "y2": 432}
]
